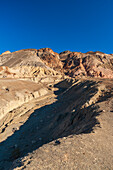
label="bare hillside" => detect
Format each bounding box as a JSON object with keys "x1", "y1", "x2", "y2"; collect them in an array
[
  {"x1": 0, "y1": 48, "x2": 113, "y2": 170},
  {"x1": 1, "y1": 48, "x2": 113, "y2": 79}
]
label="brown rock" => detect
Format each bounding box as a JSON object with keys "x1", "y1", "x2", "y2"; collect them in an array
[
  {"x1": 1, "y1": 51, "x2": 11, "y2": 55},
  {"x1": 59, "y1": 50, "x2": 113, "y2": 78},
  {"x1": 1, "y1": 48, "x2": 113, "y2": 79}
]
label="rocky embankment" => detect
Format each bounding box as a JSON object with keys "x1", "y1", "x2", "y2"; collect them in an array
[{"x1": 0, "y1": 79, "x2": 49, "y2": 120}]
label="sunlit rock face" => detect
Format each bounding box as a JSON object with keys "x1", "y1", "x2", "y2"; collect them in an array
[
  {"x1": 59, "y1": 51, "x2": 113, "y2": 78},
  {"x1": 37, "y1": 48, "x2": 63, "y2": 70},
  {"x1": 0, "y1": 79, "x2": 49, "y2": 120},
  {"x1": 1, "y1": 51, "x2": 11, "y2": 55},
  {"x1": 0, "y1": 48, "x2": 65, "y2": 120},
  {"x1": 0, "y1": 48, "x2": 63, "y2": 78},
  {"x1": 0, "y1": 48, "x2": 63, "y2": 70},
  {"x1": 1, "y1": 48, "x2": 113, "y2": 79}
]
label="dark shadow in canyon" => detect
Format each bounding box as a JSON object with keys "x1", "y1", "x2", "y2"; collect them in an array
[{"x1": 0, "y1": 80, "x2": 111, "y2": 170}]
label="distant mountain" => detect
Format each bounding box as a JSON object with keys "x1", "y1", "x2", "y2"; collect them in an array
[{"x1": 0, "y1": 48, "x2": 113, "y2": 78}]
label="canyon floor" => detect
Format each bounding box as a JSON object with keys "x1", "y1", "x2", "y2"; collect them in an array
[{"x1": 0, "y1": 78, "x2": 113, "y2": 170}]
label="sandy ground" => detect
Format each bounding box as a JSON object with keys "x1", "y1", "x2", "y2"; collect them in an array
[{"x1": 0, "y1": 78, "x2": 113, "y2": 170}]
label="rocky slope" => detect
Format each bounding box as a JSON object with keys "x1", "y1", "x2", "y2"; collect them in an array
[
  {"x1": 0, "y1": 48, "x2": 113, "y2": 170},
  {"x1": 0, "y1": 48, "x2": 65, "y2": 125},
  {"x1": 0, "y1": 79, "x2": 49, "y2": 120},
  {"x1": 0, "y1": 48, "x2": 63, "y2": 79},
  {"x1": 60, "y1": 50, "x2": 113, "y2": 78},
  {"x1": 0, "y1": 78, "x2": 113, "y2": 169},
  {"x1": 1, "y1": 48, "x2": 113, "y2": 79},
  {"x1": 0, "y1": 48, "x2": 62, "y2": 69}
]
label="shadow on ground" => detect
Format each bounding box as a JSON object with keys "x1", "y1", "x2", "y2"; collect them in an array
[{"x1": 0, "y1": 79, "x2": 111, "y2": 170}]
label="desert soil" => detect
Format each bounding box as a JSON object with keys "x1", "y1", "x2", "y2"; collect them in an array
[{"x1": 0, "y1": 78, "x2": 113, "y2": 170}]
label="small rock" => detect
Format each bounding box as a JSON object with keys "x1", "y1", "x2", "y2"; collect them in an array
[
  {"x1": 54, "y1": 140, "x2": 61, "y2": 145},
  {"x1": 71, "y1": 108, "x2": 77, "y2": 113},
  {"x1": 27, "y1": 161, "x2": 31, "y2": 165},
  {"x1": 12, "y1": 128, "x2": 17, "y2": 133},
  {"x1": 84, "y1": 86, "x2": 87, "y2": 89},
  {"x1": 6, "y1": 88, "x2": 9, "y2": 92}
]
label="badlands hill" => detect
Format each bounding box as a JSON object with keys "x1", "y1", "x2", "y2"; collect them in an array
[
  {"x1": 0, "y1": 48, "x2": 113, "y2": 170},
  {"x1": 60, "y1": 50, "x2": 113, "y2": 78},
  {"x1": 0, "y1": 48, "x2": 113, "y2": 78}
]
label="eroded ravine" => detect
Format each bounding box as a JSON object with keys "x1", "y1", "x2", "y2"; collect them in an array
[{"x1": 0, "y1": 79, "x2": 113, "y2": 170}]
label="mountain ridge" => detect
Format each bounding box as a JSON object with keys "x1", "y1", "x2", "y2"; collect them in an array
[{"x1": 0, "y1": 48, "x2": 113, "y2": 79}]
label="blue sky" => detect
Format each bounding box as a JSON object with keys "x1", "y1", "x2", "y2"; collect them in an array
[{"x1": 0, "y1": 0, "x2": 113, "y2": 54}]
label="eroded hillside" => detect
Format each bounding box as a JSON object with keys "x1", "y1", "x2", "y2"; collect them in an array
[
  {"x1": 1, "y1": 48, "x2": 113, "y2": 79},
  {"x1": 0, "y1": 48, "x2": 113, "y2": 170}
]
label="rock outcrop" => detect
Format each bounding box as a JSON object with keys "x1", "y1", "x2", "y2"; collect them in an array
[
  {"x1": 59, "y1": 51, "x2": 113, "y2": 78},
  {"x1": 37, "y1": 48, "x2": 63, "y2": 71},
  {"x1": 1, "y1": 48, "x2": 113, "y2": 79},
  {"x1": 1, "y1": 51, "x2": 11, "y2": 55},
  {"x1": 0, "y1": 48, "x2": 63, "y2": 70},
  {"x1": 0, "y1": 48, "x2": 63, "y2": 79},
  {"x1": 0, "y1": 65, "x2": 61, "y2": 79},
  {"x1": 0, "y1": 80, "x2": 48, "y2": 120}
]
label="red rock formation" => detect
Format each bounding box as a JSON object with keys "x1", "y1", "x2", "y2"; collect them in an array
[
  {"x1": 37, "y1": 48, "x2": 63, "y2": 70},
  {"x1": 59, "y1": 51, "x2": 113, "y2": 78},
  {"x1": 1, "y1": 48, "x2": 113, "y2": 79}
]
